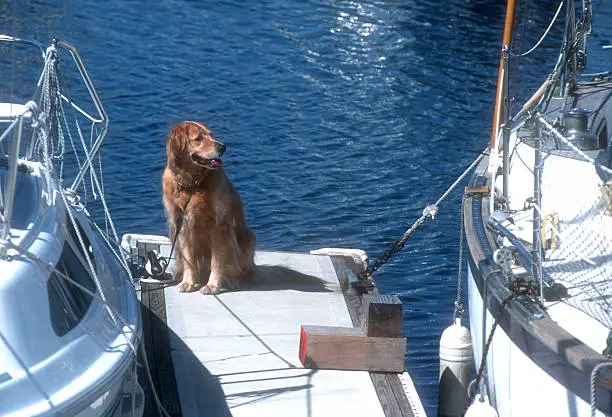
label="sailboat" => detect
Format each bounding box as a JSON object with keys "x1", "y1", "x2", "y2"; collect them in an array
[
  {"x1": 465, "y1": 0, "x2": 612, "y2": 415},
  {"x1": 0, "y1": 36, "x2": 143, "y2": 416}
]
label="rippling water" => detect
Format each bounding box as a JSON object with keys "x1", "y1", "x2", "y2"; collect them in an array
[{"x1": 2, "y1": 1, "x2": 612, "y2": 414}]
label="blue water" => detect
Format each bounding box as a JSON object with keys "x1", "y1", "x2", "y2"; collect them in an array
[{"x1": 3, "y1": 1, "x2": 612, "y2": 414}]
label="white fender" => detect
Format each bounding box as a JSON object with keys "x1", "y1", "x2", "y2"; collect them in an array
[
  {"x1": 438, "y1": 318, "x2": 473, "y2": 417},
  {"x1": 465, "y1": 393, "x2": 499, "y2": 417}
]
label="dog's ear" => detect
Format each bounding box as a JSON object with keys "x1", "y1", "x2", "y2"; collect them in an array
[{"x1": 167, "y1": 123, "x2": 190, "y2": 171}]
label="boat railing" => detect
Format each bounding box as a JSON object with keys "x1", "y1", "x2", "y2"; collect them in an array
[
  {"x1": 487, "y1": 0, "x2": 612, "y2": 304},
  {"x1": 491, "y1": 111, "x2": 612, "y2": 321},
  {"x1": 0, "y1": 35, "x2": 108, "y2": 250}
]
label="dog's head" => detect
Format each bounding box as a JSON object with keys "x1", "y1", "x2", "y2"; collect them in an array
[{"x1": 167, "y1": 121, "x2": 226, "y2": 172}]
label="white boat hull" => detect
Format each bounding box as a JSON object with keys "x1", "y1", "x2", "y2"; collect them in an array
[
  {"x1": 467, "y1": 266, "x2": 606, "y2": 417},
  {"x1": 0, "y1": 165, "x2": 143, "y2": 417}
]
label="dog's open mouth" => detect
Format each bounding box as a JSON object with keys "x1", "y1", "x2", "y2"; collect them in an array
[{"x1": 192, "y1": 154, "x2": 223, "y2": 169}]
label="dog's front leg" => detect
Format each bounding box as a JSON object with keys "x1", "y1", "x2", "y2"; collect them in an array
[
  {"x1": 177, "y1": 251, "x2": 200, "y2": 293},
  {"x1": 176, "y1": 220, "x2": 201, "y2": 293},
  {"x1": 200, "y1": 228, "x2": 227, "y2": 295}
]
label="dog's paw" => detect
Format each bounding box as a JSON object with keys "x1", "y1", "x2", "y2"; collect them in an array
[
  {"x1": 200, "y1": 283, "x2": 220, "y2": 295},
  {"x1": 177, "y1": 281, "x2": 200, "y2": 293}
]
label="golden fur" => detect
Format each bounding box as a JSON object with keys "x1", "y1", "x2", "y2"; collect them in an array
[{"x1": 162, "y1": 121, "x2": 255, "y2": 294}]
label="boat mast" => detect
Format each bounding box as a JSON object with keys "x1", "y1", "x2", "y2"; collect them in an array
[
  {"x1": 490, "y1": 0, "x2": 518, "y2": 206},
  {"x1": 490, "y1": 0, "x2": 517, "y2": 152}
]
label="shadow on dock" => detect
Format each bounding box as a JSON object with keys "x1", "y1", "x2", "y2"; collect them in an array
[
  {"x1": 139, "y1": 302, "x2": 233, "y2": 417},
  {"x1": 137, "y1": 263, "x2": 333, "y2": 416},
  {"x1": 245, "y1": 265, "x2": 334, "y2": 292}
]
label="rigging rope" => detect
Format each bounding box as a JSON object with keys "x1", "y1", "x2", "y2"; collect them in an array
[
  {"x1": 513, "y1": 0, "x2": 564, "y2": 58},
  {"x1": 467, "y1": 277, "x2": 538, "y2": 409},
  {"x1": 590, "y1": 361, "x2": 612, "y2": 417},
  {"x1": 357, "y1": 151, "x2": 486, "y2": 283},
  {"x1": 0, "y1": 42, "x2": 164, "y2": 417}
]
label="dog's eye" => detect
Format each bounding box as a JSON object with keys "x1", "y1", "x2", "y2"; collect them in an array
[{"x1": 193, "y1": 135, "x2": 203, "y2": 142}]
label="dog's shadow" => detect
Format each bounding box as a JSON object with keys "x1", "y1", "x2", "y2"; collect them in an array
[{"x1": 241, "y1": 265, "x2": 334, "y2": 293}]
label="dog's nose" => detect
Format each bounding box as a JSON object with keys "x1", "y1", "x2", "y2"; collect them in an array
[{"x1": 217, "y1": 142, "x2": 226, "y2": 156}]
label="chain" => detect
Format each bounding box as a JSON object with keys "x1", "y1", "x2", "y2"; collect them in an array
[
  {"x1": 357, "y1": 205, "x2": 437, "y2": 282},
  {"x1": 453, "y1": 195, "x2": 467, "y2": 321}
]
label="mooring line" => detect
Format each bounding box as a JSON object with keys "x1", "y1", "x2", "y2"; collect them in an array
[{"x1": 357, "y1": 151, "x2": 486, "y2": 283}]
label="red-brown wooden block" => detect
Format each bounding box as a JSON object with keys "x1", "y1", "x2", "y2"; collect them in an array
[{"x1": 299, "y1": 325, "x2": 406, "y2": 373}]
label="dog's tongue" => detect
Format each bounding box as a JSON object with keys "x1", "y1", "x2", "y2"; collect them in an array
[{"x1": 211, "y1": 158, "x2": 222, "y2": 168}]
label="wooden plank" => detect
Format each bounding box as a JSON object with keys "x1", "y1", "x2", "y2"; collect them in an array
[
  {"x1": 364, "y1": 294, "x2": 403, "y2": 338},
  {"x1": 370, "y1": 373, "x2": 413, "y2": 417},
  {"x1": 299, "y1": 325, "x2": 406, "y2": 373},
  {"x1": 329, "y1": 255, "x2": 364, "y2": 327},
  {"x1": 329, "y1": 254, "x2": 417, "y2": 417},
  {"x1": 139, "y1": 283, "x2": 159, "y2": 417},
  {"x1": 141, "y1": 281, "x2": 183, "y2": 417},
  {"x1": 530, "y1": 318, "x2": 612, "y2": 389},
  {"x1": 464, "y1": 185, "x2": 489, "y2": 195}
]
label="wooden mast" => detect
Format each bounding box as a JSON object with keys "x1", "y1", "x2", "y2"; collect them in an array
[{"x1": 490, "y1": 0, "x2": 518, "y2": 149}]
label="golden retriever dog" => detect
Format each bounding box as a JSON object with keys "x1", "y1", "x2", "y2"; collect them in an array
[{"x1": 162, "y1": 121, "x2": 256, "y2": 294}]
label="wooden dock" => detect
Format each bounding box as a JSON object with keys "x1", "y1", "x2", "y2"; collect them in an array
[{"x1": 123, "y1": 235, "x2": 426, "y2": 417}]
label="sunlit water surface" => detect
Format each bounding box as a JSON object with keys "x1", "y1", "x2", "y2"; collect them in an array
[{"x1": 2, "y1": 1, "x2": 612, "y2": 413}]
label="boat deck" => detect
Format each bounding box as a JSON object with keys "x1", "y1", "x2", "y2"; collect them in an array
[{"x1": 123, "y1": 234, "x2": 426, "y2": 417}]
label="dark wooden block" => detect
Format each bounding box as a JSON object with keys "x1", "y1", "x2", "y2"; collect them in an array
[
  {"x1": 299, "y1": 325, "x2": 406, "y2": 373},
  {"x1": 363, "y1": 294, "x2": 403, "y2": 338}
]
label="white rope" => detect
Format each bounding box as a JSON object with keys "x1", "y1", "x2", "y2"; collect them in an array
[
  {"x1": 45, "y1": 47, "x2": 132, "y2": 282},
  {"x1": 514, "y1": 1, "x2": 564, "y2": 58},
  {"x1": 33, "y1": 55, "x2": 129, "y2": 346},
  {"x1": 34, "y1": 47, "x2": 137, "y2": 349},
  {"x1": 538, "y1": 114, "x2": 612, "y2": 175},
  {"x1": 397, "y1": 151, "x2": 485, "y2": 246},
  {"x1": 41, "y1": 43, "x2": 168, "y2": 416}
]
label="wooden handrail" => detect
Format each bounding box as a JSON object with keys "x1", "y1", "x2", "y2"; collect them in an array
[
  {"x1": 521, "y1": 78, "x2": 550, "y2": 112},
  {"x1": 490, "y1": 0, "x2": 518, "y2": 149}
]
